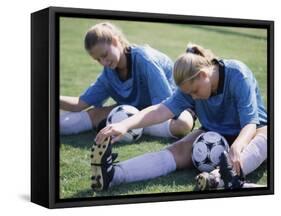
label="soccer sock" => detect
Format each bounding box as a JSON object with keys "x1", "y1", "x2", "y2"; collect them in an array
[
  {"x1": 143, "y1": 120, "x2": 176, "y2": 138},
  {"x1": 60, "y1": 111, "x2": 93, "y2": 135},
  {"x1": 110, "y1": 149, "x2": 176, "y2": 187},
  {"x1": 240, "y1": 134, "x2": 267, "y2": 175}
]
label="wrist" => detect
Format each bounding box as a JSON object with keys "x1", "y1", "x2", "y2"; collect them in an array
[
  {"x1": 231, "y1": 143, "x2": 243, "y2": 153},
  {"x1": 122, "y1": 120, "x2": 133, "y2": 131}
]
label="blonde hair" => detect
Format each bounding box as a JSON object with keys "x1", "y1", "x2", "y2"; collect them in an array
[
  {"x1": 84, "y1": 22, "x2": 130, "y2": 52},
  {"x1": 173, "y1": 43, "x2": 217, "y2": 86}
]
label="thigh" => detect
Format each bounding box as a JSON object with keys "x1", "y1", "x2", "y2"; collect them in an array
[
  {"x1": 167, "y1": 129, "x2": 205, "y2": 169},
  {"x1": 87, "y1": 105, "x2": 116, "y2": 127}
]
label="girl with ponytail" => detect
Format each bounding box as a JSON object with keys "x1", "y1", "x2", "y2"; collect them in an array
[{"x1": 94, "y1": 43, "x2": 267, "y2": 191}]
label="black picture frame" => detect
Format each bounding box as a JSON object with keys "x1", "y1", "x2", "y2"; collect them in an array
[{"x1": 31, "y1": 6, "x2": 274, "y2": 209}]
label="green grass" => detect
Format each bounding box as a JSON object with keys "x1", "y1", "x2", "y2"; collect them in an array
[{"x1": 60, "y1": 17, "x2": 268, "y2": 199}]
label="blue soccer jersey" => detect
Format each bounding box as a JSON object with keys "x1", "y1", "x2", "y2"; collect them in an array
[
  {"x1": 80, "y1": 45, "x2": 175, "y2": 110},
  {"x1": 162, "y1": 59, "x2": 267, "y2": 136}
]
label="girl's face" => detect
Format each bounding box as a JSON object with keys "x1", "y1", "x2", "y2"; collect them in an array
[
  {"x1": 179, "y1": 71, "x2": 212, "y2": 100},
  {"x1": 89, "y1": 40, "x2": 122, "y2": 69}
]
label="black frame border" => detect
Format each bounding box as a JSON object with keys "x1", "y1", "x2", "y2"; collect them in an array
[{"x1": 32, "y1": 6, "x2": 274, "y2": 208}]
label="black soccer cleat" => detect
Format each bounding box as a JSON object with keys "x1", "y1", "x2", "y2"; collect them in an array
[
  {"x1": 219, "y1": 151, "x2": 244, "y2": 189},
  {"x1": 90, "y1": 137, "x2": 116, "y2": 191}
]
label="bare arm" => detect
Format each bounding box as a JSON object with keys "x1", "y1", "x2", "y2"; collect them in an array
[
  {"x1": 95, "y1": 103, "x2": 174, "y2": 144},
  {"x1": 123, "y1": 103, "x2": 174, "y2": 130},
  {"x1": 60, "y1": 96, "x2": 90, "y2": 112}
]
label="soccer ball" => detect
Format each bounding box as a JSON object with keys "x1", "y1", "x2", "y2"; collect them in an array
[
  {"x1": 106, "y1": 105, "x2": 143, "y2": 143},
  {"x1": 192, "y1": 131, "x2": 229, "y2": 172}
]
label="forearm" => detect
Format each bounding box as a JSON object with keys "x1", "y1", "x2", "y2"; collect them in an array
[
  {"x1": 122, "y1": 104, "x2": 173, "y2": 130},
  {"x1": 232, "y1": 124, "x2": 257, "y2": 152},
  {"x1": 60, "y1": 96, "x2": 89, "y2": 112}
]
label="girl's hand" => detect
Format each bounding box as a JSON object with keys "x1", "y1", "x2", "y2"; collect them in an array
[
  {"x1": 229, "y1": 145, "x2": 242, "y2": 176},
  {"x1": 95, "y1": 123, "x2": 129, "y2": 144}
]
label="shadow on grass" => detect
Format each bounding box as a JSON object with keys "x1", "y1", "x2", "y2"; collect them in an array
[
  {"x1": 60, "y1": 131, "x2": 96, "y2": 149},
  {"x1": 61, "y1": 132, "x2": 267, "y2": 199},
  {"x1": 69, "y1": 162, "x2": 268, "y2": 199},
  {"x1": 189, "y1": 25, "x2": 267, "y2": 40},
  {"x1": 113, "y1": 135, "x2": 175, "y2": 151},
  {"x1": 60, "y1": 133, "x2": 175, "y2": 150},
  {"x1": 70, "y1": 168, "x2": 198, "y2": 199},
  {"x1": 246, "y1": 162, "x2": 267, "y2": 184}
]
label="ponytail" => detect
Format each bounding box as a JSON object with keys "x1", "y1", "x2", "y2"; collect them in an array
[
  {"x1": 174, "y1": 43, "x2": 217, "y2": 86},
  {"x1": 185, "y1": 43, "x2": 216, "y2": 63}
]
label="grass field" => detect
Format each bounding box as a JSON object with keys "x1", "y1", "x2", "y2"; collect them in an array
[{"x1": 59, "y1": 17, "x2": 268, "y2": 199}]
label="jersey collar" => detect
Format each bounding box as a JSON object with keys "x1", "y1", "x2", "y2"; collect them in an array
[{"x1": 211, "y1": 59, "x2": 225, "y2": 96}]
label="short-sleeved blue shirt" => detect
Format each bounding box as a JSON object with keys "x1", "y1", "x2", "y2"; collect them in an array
[
  {"x1": 80, "y1": 45, "x2": 175, "y2": 110},
  {"x1": 163, "y1": 59, "x2": 267, "y2": 136}
]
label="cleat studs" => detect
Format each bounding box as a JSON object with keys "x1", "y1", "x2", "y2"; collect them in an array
[
  {"x1": 90, "y1": 154, "x2": 93, "y2": 158},
  {"x1": 99, "y1": 151, "x2": 102, "y2": 156},
  {"x1": 103, "y1": 145, "x2": 106, "y2": 148}
]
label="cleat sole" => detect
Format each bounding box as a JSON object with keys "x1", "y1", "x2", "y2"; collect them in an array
[
  {"x1": 195, "y1": 172, "x2": 209, "y2": 191},
  {"x1": 90, "y1": 138, "x2": 110, "y2": 191}
]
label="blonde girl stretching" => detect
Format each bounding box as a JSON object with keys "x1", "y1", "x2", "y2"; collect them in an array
[
  {"x1": 92, "y1": 43, "x2": 267, "y2": 191},
  {"x1": 60, "y1": 22, "x2": 195, "y2": 139}
]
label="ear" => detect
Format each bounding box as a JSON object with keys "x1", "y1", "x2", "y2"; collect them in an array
[{"x1": 198, "y1": 70, "x2": 208, "y2": 80}]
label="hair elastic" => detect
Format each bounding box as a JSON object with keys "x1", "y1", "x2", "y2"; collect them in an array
[{"x1": 186, "y1": 47, "x2": 194, "y2": 53}]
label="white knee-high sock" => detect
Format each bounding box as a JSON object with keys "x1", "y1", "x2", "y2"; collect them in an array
[
  {"x1": 240, "y1": 134, "x2": 267, "y2": 176},
  {"x1": 60, "y1": 111, "x2": 92, "y2": 135},
  {"x1": 110, "y1": 149, "x2": 176, "y2": 187},
  {"x1": 143, "y1": 120, "x2": 177, "y2": 138}
]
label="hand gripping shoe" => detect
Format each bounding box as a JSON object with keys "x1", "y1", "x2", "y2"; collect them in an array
[{"x1": 219, "y1": 151, "x2": 244, "y2": 189}]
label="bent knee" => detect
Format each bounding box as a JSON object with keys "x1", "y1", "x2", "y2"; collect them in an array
[
  {"x1": 87, "y1": 106, "x2": 115, "y2": 127},
  {"x1": 170, "y1": 117, "x2": 193, "y2": 137},
  {"x1": 167, "y1": 142, "x2": 193, "y2": 169},
  {"x1": 60, "y1": 111, "x2": 92, "y2": 135},
  {"x1": 173, "y1": 120, "x2": 192, "y2": 136}
]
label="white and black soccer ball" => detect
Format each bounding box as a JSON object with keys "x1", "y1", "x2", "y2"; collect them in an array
[
  {"x1": 192, "y1": 131, "x2": 229, "y2": 172},
  {"x1": 106, "y1": 105, "x2": 143, "y2": 143}
]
